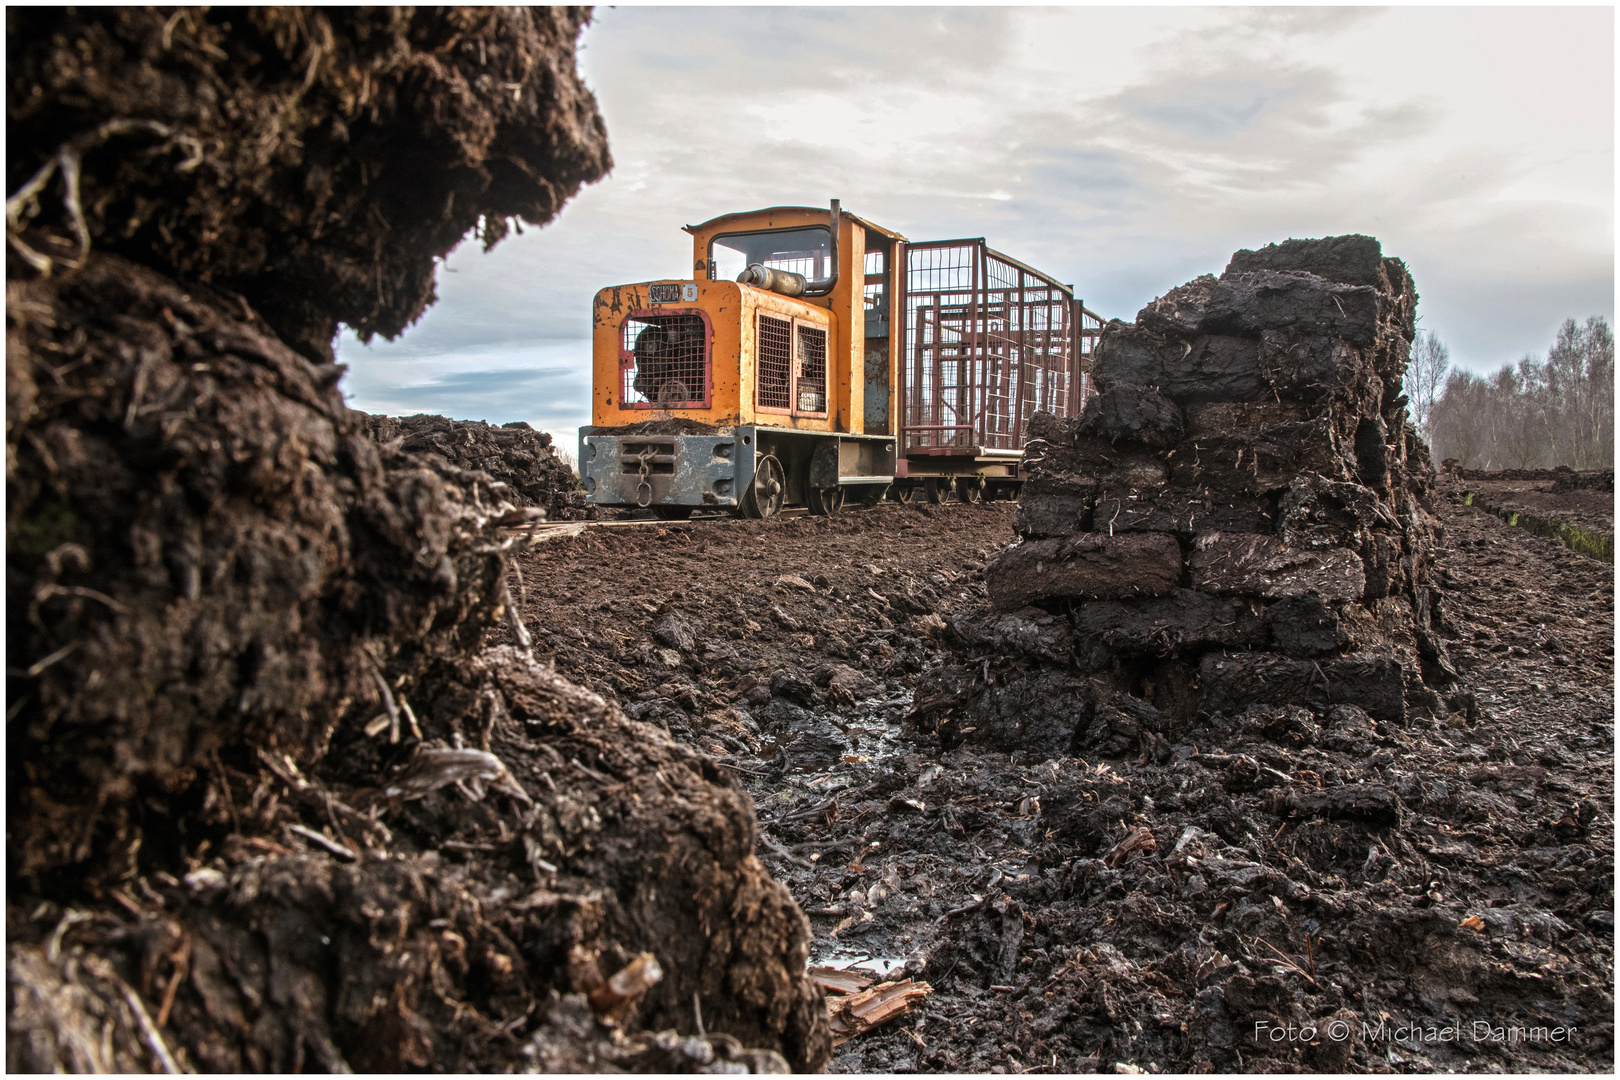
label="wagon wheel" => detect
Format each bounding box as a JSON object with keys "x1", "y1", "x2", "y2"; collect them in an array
[
  {"x1": 740, "y1": 453, "x2": 785, "y2": 519},
  {"x1": 807, "y1": 485, "x2": 845, "y2": 516},
  {"x1": 923, "y1": 478, "x2": 948, "y2": 504},
  {"x1": 955, "y1": 476, "x2": 984, "y2": 504},
  {"x1": 891, "y1": 484, "x2": 915, "y2": 505}
]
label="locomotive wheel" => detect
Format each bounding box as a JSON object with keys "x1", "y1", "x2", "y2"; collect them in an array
[
  {"x1": 807, "y1": 485, "x2": 845, "y2": 516},
  {"x1": 741, "y1": 453, "x2": 785, "y2": 519},
  {"x1": 956, "y1": 477, "x2": 984, "y2": 504}
]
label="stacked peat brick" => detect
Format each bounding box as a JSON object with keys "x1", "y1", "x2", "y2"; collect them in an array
[{"x1": 920, "y1": 236, "x2": 1459, "y2": 756}]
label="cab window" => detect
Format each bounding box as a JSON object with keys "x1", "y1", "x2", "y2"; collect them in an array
[{"x1": 710, "y1": 227, "x2": 833, "y2": 287}]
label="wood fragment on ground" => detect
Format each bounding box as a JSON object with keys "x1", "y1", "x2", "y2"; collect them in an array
[
  {"x1": 827, "y1": 978, "x2": 932, "y2": 1045},
  {"x1": 523, "y1": 521, "x2": 588, "y2": 542},
  {"x1": 808, "y1": 966, "x2": 873, "y2": 995},
  {"x1": 1102, "y1": 825, "x2": 1156, "y2": 867}
]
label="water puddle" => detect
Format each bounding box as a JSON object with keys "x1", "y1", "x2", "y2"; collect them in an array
[
  {"x1": 808, "y1": 954, "x2": 910, "y2": 979},
  {"x1": 783, "y1": 687, "x2": 915, "y2": 778}
]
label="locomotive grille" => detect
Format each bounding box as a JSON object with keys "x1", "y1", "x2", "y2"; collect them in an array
[
  {"x1": 756, "y1": 314, "x2": 793, "y2": 410},
  {"x1": 621, "y1": 314, "x2": 709, "y2": 408},
  {"x1": 796, "y1": 325, "x2": 828, "y2": 414}
]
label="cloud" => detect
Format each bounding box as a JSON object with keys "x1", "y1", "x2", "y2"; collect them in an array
[
  {"x1": 337, "y1": 6, "x2": 1612, "y2": 425},
  {"x1": 598, "y1": 7, "x2": 1018, "y2": 92},
  {"x1": 1228, "y1": 7, "x2": 1382, "y2": 38},
  {"x1": 1119, "y1": 71, "x2": 1317, "y2": 140}
]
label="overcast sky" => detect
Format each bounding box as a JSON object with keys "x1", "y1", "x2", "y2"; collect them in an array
[{"x1": 337, "y1": 5, "x2": 1614, "y2": 448}]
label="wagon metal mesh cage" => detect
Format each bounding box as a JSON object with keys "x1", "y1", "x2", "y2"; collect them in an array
[
  {"x1": 901, "y1": 240, "x2": 1102, "y2": 453},
  {"x1": 620, "y1": 313, "x2": 710, "y2": 408}
]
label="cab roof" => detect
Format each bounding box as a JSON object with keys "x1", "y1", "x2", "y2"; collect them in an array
[{"x1": 683, "y1": 206, "x2": 907, "y2": 243}]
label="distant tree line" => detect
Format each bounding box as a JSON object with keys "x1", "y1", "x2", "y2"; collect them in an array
[{"x1": 1412, "y1": 316, "x2": 1613, "y2": 470}]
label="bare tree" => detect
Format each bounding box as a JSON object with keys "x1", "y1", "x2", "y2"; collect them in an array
[
  {"x1": 1492, "y1": 361, "x2": 1545, "y2": 468},
  {"x1": 1545, "y1": 316, "x2": 1614, "y2": 468},
  {"x1": 1405, "y1": 330, "x2": 1450, "y2": 445},
  {"x1": 1428, "y1": 316, "x2": 1613, "y2": 470},
  {"x1": 1430, "y1": 368, "x2": 1490, "y2": 467}
]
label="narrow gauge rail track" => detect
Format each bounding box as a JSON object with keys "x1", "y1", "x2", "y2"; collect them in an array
[{"x1": 509, "y1": 502, "x2": 959, "y2": 542}]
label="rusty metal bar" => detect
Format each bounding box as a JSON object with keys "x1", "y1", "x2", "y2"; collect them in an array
[
  {"x1": 1075, "y1": 301, "x2": 1085, "y2": 407},
  {"x1": 969, "y1": 239, "x2": 982, "y2": 451},
  {"x1": 1012, "y1": 267, "x2": 1027, "y2": 447},
  {"x1": 895, "y1": 239, "x2": 908, "y2": 443}
]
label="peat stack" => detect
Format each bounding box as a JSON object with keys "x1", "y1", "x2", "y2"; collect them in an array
[
  {"x1": 919, "y1": 236, "x2": 1459, "y2": 756},
  {"x1": 7, "y1": 8, "x2": 828, "y2": 1072},
  {"x1": 362, "y1": 412, "x2": 585, "y2": 519}
]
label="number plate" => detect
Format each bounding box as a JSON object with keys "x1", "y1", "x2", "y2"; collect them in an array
[{"x1": 648, "y1": 283, "x2": 699, "y2": 304}]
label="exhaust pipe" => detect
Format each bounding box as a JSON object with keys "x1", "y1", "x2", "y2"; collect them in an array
[
  {"x1": 804, "y1": 198, "x2": 839, "y2": 298},
  {"x1": 737, "y1": 263, "x2": 807, "y2": 296}
]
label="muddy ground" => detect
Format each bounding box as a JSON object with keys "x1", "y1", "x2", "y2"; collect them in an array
[{"x1": 517, "y1": 485, "x2": 1613, "y2": 1073}]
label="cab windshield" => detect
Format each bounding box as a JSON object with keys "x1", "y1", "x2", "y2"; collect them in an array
[{"x1": 710, "y1": 226, "x2": 833, "y2": 287}]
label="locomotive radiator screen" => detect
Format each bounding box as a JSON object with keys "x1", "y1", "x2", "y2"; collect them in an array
[
  {"x1": 796, "y1": 325, "x2": 828, "y2": 414},
  {"x1": 754, "y1": 313, "x2": 828, "y2": 417},
  {"x1": 756, "y1": 314, "x2": 793, "y2": 410},
  {"x1": 620, "y1": 314, "x2": 710, "y2": 408}
]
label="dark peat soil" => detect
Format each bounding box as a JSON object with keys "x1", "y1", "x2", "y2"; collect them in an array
[{"x1": 516, "y1": 490, "x2": 1613, "y2": 1073}]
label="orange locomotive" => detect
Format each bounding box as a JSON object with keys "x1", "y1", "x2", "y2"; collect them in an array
[{"x1": 579, "y1": 202, "x2": 1102, "y2": 518}]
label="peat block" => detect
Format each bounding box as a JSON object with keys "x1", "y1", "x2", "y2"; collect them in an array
[
  {"x1": 1224, "y1": 234, "x2": 1391, "y2": 290},
  {"x1": 1188, "y1": 533, "x2": 1366, "y2": 601},
  {"x1": 1199, "y1": 651, "x2": 1407, "y2": 724},
  {"x1": 1267, "y1": 595, "x2": 1352, "y2": 657},
  {"x1": 1027, "y1": 436, "x2": 1168, "y2": 488},
  {"x1": 1077, "y1": 383, "x2": 1184, "y2": 447},
  {"x1": 1091, "y1": 485, "x2": 1275, "y2": 537},
  {"x1": 948, "y1": 605, "x2": 1076, "y2": 664},
  {"x1": 7, "y1": 7, "x2": 612, "y2": 361},
  {"x1": 984, "y1": 532, "x2": 1182, "y2": 609},
  {"x1": 1014, "y1": 476, "x2": 1096, "y2": 538},
  {"x1": 1074, "y1": 590, "x2": 1268, "y2": 653}
]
